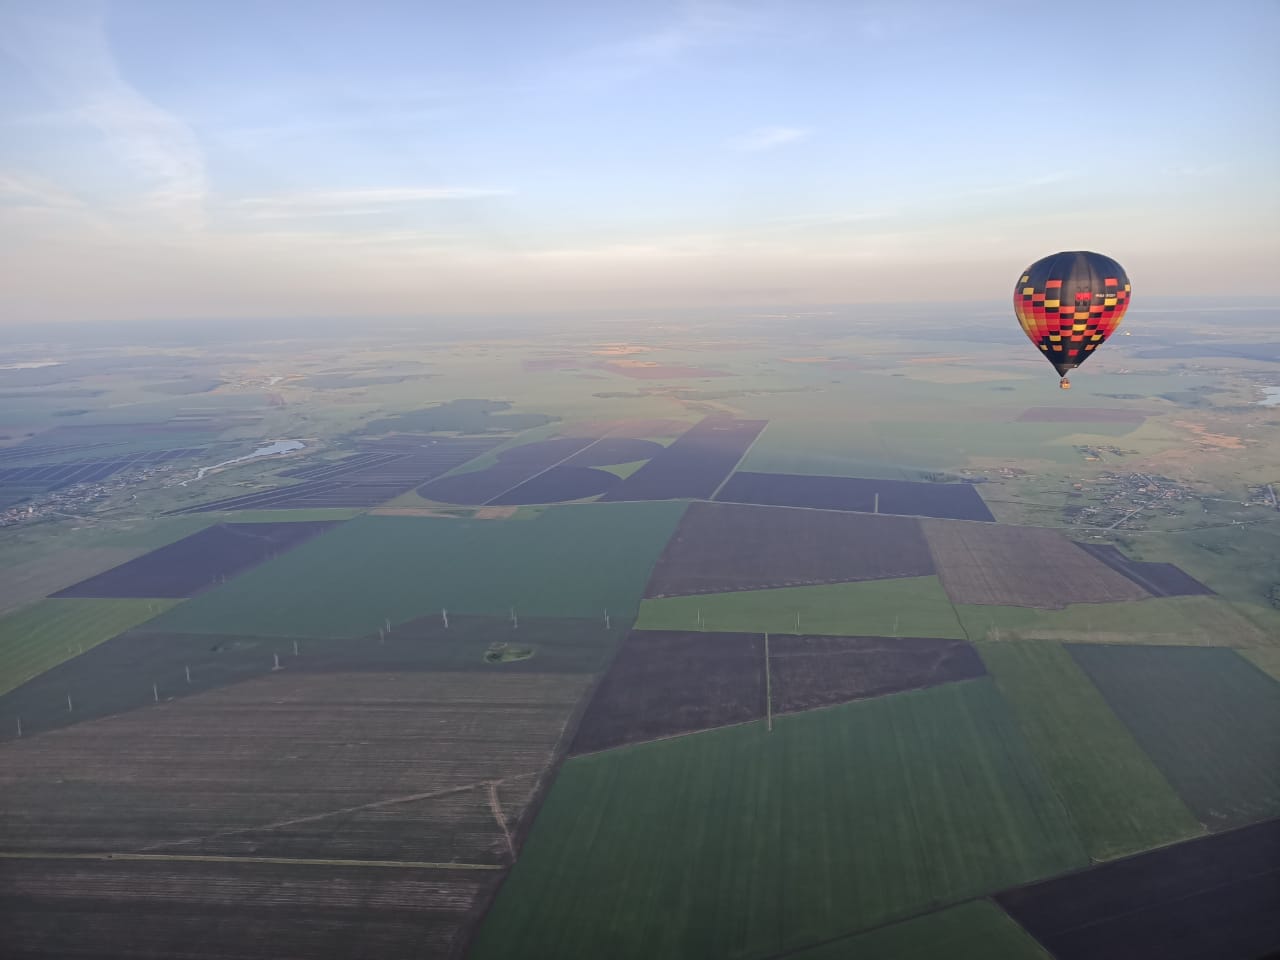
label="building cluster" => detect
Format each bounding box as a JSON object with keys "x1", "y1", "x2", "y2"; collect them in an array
[{"x1": 0, "y1": 463, "x2": 176, "y2": 527}]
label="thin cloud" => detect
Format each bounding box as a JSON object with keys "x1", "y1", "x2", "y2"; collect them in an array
[
  {"x1": 0, "y1": 9, "x2": 207, "y2": 229},
  {"x1": 234, "y1": 187, "x2": 512, "y2": 219},
  {"x1": 731, "y1": 126, "x2": 812, "y2": 152}
]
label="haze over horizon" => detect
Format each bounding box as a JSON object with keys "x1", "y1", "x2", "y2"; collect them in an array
[{"x1": 2, "y1": 0, "x2": 1277, "y2": 325}]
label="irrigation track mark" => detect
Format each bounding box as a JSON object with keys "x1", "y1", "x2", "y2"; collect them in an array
[
  {"x1": 140, "y1": 779, "x2": 511, "y2": 852},
  {"x1": 0, "y1": 851, "x2": 501, "y2": 871},
  {"x1": 487, "y1": 781, "x2": 515, "y2": 860}
]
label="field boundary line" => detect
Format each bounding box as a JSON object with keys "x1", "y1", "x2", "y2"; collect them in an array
[
  {"x1": 0, "y1": 851, "x2": 502, "y2": 871},
  {"x1": 140, "y1": 780, "x2": 504, "y2": 851},
  {"x1": 707, "y1": 420, "x2": 770, "y2": 501},
  {"x1": 764, "y1": 631, "x2": 773, "y2": 732}
]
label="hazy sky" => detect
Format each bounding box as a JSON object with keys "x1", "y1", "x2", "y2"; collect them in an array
[{"x1": 1, "y1": 0, "x2": 1277, "y2": 323}]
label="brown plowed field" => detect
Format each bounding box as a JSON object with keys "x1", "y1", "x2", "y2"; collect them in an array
[
  {"x1": 645, "y1": 501, "x2": 935, "y2": 597},
  {"x1": 569, "y1": 630, "x2": 764, "y2": 754},
  {"x1": 997, "y1": 817, "x2": 1280, "y2": 960},
  {"x1": 0, "y1": 858, "x2": 500, "y2": 960},
  {"x1": 769, "y1": 635, "x2": 986, "y2": 714},
  {"x1": 922, "y1": 520, "x2": 1150, "y2": 608},
  {"x1": 0, "y1": 671, "x2": 588, "y2": 863}
]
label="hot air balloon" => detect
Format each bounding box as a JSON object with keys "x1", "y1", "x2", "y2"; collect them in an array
[{"x1": 1014, "y1": 251, "x2": 1131, "y2": 389}]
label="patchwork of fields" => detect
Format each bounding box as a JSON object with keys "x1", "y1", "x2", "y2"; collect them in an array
[{"x1": 5, "y1": 365, "x2": 1279, "y2": 960}]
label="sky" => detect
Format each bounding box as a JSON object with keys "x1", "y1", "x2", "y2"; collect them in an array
[{"x1": 1, "y1": 0, "x2": 1277, "y2": 324}]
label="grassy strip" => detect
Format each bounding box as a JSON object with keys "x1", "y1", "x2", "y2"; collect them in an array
[
  {"x1": 636, "y1": 576, "x2": 966, "y2": 639},
  {"x1": 958, "y1": 595, "x2": 1271, "y2": 646}
]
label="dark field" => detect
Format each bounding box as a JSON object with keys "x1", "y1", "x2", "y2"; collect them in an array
[
  {"x1": 488, "y1": 466, "x2": 618, "y2": 504},
  {"x1": 52, "y1": 521, "x2": 339, "y2": 598},
  {"x1": 0, "y1": 617, "x2": 622, "y2": 741},
  {"x1": 922, "y1": 520, "x2": 1150, "y2": 608},
  {"x1": 997, "y1": 818, "x2": 1280, "y2": 960},
  {"x1": 645, "y1": 501, "x2": 935, "y2": 597},
  {"x1": 1069, "y1": 645, "x2": 1280, "y2": 829},
  {"x1": 562, "y1": 438, "x2": 665, "y2": 465},
  {"x1": 1, "y1": 857, "x2": 500, "y2": 960},
  {"x1": 0, "y1": 671, "x2": 589, "y2": 862},
  {"x1": 1074, "y1": 542, "x2": 1214, "y2": 597},
  {"x1": 418, "y1": 437, "x2": 595, "y2": 505},
  {"x1": 769, "y1": 634, "x2": 987, "y2": 714},
  {"x1": 569, "y1": 631, "x2": 765, "y2": 754},
  {"x1": 174, "y1": 437, "x2": 498, "y2": 512},
  {"x1": 715, "y1": 471, "x2": 995, "y2": 521},
  {"x1": 1016, "y1": 407, "x2": 1149, "y2": 423},
  {"x1": 601, "y1": 417, "x2": 766, "y2": 501}
]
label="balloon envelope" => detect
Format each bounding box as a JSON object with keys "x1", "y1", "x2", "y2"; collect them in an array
[{"x1": 1014, "y1": 251, "x2": 1131, "y2": 378}]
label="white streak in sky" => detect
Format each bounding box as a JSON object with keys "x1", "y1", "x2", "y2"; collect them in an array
[{"x1": 730, "y1": 126, "x2": 812, "y2": 152}]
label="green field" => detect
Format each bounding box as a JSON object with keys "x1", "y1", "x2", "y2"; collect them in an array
[
  {"x1": 1069, "y1": 644, "x2": 1280, "y2": 829},
  {"x1": 979, "y1": 641, "x2": 1202, "y2": 860},
  {"x1": 0, "y1": 599, "x2": 181, "y2": 696},
  {"x1": 470, "y1": 679, "x2": 1086, "y2": 960},
  {"x1": 957, "y1": 595, "x2": 1271, "y2": 645},
  {"x1": 145, "y1": 502, "x2": 686, "y2": 637},
  {"x1": 784, "y1": 900, "x2": 1050, "y2": 960},
  {"x1": 1124, "y1": 521, "x2": 1280, "y2": 636},
  {"x1": 1241, "y1": 648, "x2": 1280, "y2": 682},
  {"x1": 635, "y1": 577, "x2": 966, "y2": 638}
]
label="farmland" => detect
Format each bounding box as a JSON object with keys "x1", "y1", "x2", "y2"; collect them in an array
[
  {"x1": 173, "y1": 436, "x2": 499, "y2": 513},
  {"x1": 770, "y1": 634, "x2": 986, "y2": 713},
  {"x1": 997, "y1": 818, "x2": 1280, "y2": 960},
  {"x1": 4, "y1": 313, "x2": 1280, "y2": 958},
  {"x1": 489, "y1": 465, "x2": 618, "y2": 504},
  {"x1": 52, "y1": 521, "x2": 340, "y2": 598},
  {"x1": 601, "y1": 416, "x2": 767, "y2": 501},
  {"x1": 715, "y1": 471, "x2": 996, "y2": 521},
  {"x1": 470, "y1": 679, "x2": 1086, "y2": 960},
  {"x1": 636, "y1": 576, "x2": 966, "y2": 638},
  {"x1": 645, "y1": 501, "x2": 935, "y2": 597},
  {"x1": 786, "y1": 900, "x2": 1051, "y2": 960},
  {"x1": 922, "y1": 520, "x2": 1152, "y2": 607},
  {"x1": 0, "y1": 670, "x2": 589, "y2": 862},
  {"x1": 1069, "y1": 644, "x2": 1280, "y2": 828},
  {"x1": 957, "y1": 594, "x2": 1271, "y2": 645},
  {"x1": 1073, "y1": 542, "x2": 1213, "y2": 597},
  {"x1": 144, "y1": 503, "x2": 685, "y2": 636},
  {"x1": 0, "y1": 857, "x2": 501, "y2": 960},
  {"x1": 0, "y1": 599, "x2": 180, "y2": 698},
  {"x1": 570, "y1": 631, "x2": 764, "y2": 754},
  {"x1": 0, "y1": 617, "x2": 623, "y2": 741},
  {"x1": 978, "y1": 641, "x2": 1202, "y2": 860},
  {"x1": 419, "y1": 437, "x2": 597, "y2": 505}
]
